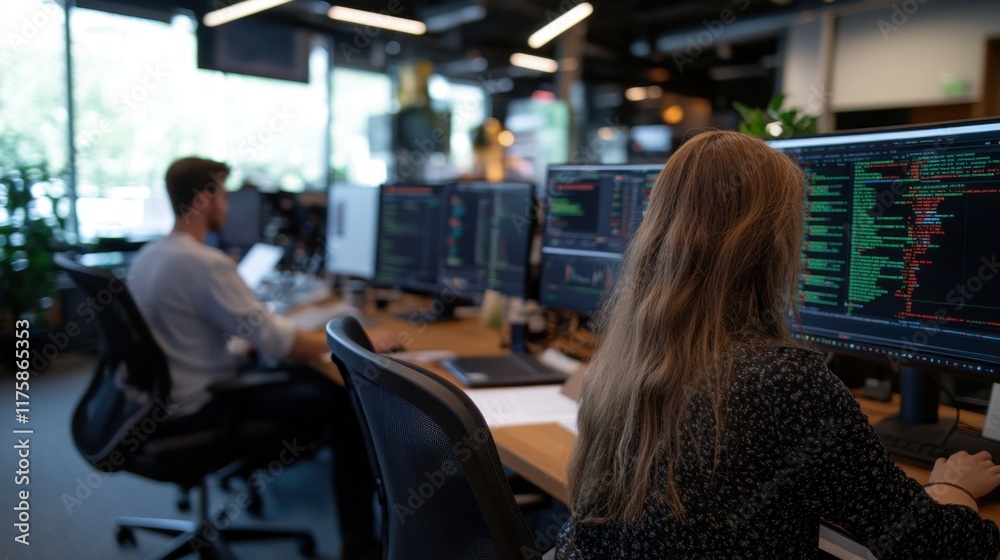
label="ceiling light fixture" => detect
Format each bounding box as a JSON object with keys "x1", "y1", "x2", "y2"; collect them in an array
[
  {"x1": 509, "y1": 53, "x2": 559, "y2": 73},
  {"x1": 625, "y1": 86, "x2": 647, "y2": 102},
  {"x1": 203, "y1": 0, "x2": 293, "y2": 27},
  {"x1": 424, "y1": 4, "x2": 486, "y2": 33},
  {"x1": 527, "y1": 2, "x2": 594, "y2": 49},
  {"x1": 328, "y1": 6, "x2": 427, "y2": 35}
]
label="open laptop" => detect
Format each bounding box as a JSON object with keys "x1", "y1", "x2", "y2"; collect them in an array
[{"x1": 236, "y1": 243, "x2": 284, "y2": 292}]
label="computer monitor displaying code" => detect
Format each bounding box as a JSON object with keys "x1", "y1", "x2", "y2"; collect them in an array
[
  {"x1": 539, "y1": 164, "x2": 663, "y2": 315},
  {"x1": 769, "y1": 119, "x2": 1000, "y2": 379},
  {"x1": 374, "y1": 183, "x2": 447, "y2": 294},
  {"x1": 439, "y1": 182, "x2": 534, "y2": 298}
]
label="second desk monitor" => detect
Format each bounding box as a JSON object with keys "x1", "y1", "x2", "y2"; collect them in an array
[
  {"x1": 326, "y1": 183, "x2": 379, "y2": 280},
  {"x1": 374, "y1": 183, "x2": 447, "y2": 294},
  {"x1": 439, "y1": 182, "x2": 535, "y2": 299},
  {"x1": 445, "y1": 166, "x2": 662, "y2": 388},
  {"x1": 539, "y1": 164, "x2": 663, "y2": 316}
]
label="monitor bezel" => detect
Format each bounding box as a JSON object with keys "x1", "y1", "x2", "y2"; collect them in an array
[{"x1": 767, "y1": 116, "x2": 1000, "y2": 150}]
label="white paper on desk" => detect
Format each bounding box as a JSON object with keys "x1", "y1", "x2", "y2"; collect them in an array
[
  {"x1": 466, "y1": 385, "x2": 579, "y2": 428},
  {"x1": 557, "y1": 418, "x2": 578, "y2": 435},
  {"x1": 983, "y1": 384, "x2": 1000, "y2": 442}
]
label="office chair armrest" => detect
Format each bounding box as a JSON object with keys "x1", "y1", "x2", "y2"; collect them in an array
[{"x1": 207, "y1": 372, "x2": 291, "y2": 395}]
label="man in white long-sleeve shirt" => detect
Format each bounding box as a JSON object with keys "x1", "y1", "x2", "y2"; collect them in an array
[{"x1": 129, "y1": 157, "x2": 379, "y2": 560}]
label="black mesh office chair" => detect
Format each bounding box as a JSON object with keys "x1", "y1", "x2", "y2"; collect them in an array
[
  {"x1": 326, "y1": 316, "x2": 544, "y2": 560},
  {"x1": 55, "y1": 253, "x2": 316, "y2": 560}
]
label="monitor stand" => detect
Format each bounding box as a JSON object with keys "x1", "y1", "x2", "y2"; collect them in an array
[
  {"x1": 873, "y1": 366, "x2": 1000, "y2": 464},
  {"x1": 444, "y1": 324, "x2": 568, "y2": 388},
  {"x1": 393, "y1": 293, "x2": 460, "y2": 324}
]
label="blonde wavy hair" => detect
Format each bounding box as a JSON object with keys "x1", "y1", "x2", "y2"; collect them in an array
[{"x1": 568, "y1": 130, "x2": 806, "y2": 523}]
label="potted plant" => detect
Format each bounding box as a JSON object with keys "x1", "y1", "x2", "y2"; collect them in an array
[
  {"x1": 734, "y1": 94, "x2": 819, "y2": 139},
  {"x1": 0, "y1": 161, "x2": 69, "y2": 332}
]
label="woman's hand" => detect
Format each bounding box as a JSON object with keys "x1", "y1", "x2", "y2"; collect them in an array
[{"x1": 929, "y1": 450, "x2": 1000, "y2": 499}]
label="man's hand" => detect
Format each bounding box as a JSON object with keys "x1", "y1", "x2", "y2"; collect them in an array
[
  {"x1": 289, "y1": 328, "x2": 404, "y2": 360},
  {"x1": 368, "y1": 331, "x2": 404, "y2": 354}
]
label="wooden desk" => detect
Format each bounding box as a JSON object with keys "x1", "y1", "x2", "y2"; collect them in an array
[
  {"x1": 312, "y1": 301, "x2": 1000, "y2": 523},
  {"x1": 304, "y1": 298, "x2": 505, "y2": 385},
  {"x1": 488, "y1": 405, "x2": 1000, "y2": 523}
]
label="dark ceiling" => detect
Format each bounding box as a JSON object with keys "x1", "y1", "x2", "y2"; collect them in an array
[{"x1": 77, "y1": 0, "x2": 860, "y2": 104}]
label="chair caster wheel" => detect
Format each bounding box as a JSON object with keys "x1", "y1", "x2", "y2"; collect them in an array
[
  {"x1": 116, "y1": 526, "x2": 137, "y2": 547},
  {"x1": 247, "y1": 493, "x2": 263, "y2": 516},
  {"x1": 299, "y1": 536, "x2": 317, "y2": 557},
  {"x1": 176, "y1": 489, "x2": 191, "y2": 512}
]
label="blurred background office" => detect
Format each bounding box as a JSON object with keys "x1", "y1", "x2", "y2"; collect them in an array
[
  {"x1": 3, "y1": 0, "x2": 1000, "y2": 558},
  {"x1": 4, "y1": 0, "x2": 998, "y2": 257}
]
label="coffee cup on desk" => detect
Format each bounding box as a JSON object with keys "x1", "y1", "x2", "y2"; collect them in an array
[
  {"x1": 345, "y1": 280, "x2": 368, "y2": 309},
  {"x1": 374, "y1": 287, "x2": 399, "y2": 310}
]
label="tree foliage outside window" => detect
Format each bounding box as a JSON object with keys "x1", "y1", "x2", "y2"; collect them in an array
[
  {"x1": 0, "y1": 0, "x2": 67, "y2": 175},
  {"x1": 0, "y1": 1, "x2": 70, "y2": 328},
  {"x1": 330, "y1": 68, "x2": 393, "y2": 186},
  {"x1": 68, "y1": 8, "x2": 329, "y2": 240}
]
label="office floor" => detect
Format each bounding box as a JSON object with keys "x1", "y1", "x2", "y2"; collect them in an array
[{"x1": 1, "y1": 353, "x2": 351, "y2": 560}]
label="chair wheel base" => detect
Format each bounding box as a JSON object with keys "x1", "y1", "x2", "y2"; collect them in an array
[
  {"x1": 247, "y1": 492, "x2": 263, "y2": 516},
  {"x1": 176, "y1": 488, "x2": 192, "y2": 512},
  {"x1": 115, "y1": 526, "x2": 137, "y2": 547},
  {"x1": 299, "y1": 536, "x2": 317, "y2": 557}
]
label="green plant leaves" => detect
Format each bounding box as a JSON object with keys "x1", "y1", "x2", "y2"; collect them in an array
[
  {"x1": 0, "y1": 164, "x2": 60, "y2": 327},
  {"x1": 736, "y1": 94, "x2": 819, "y2": 139}
]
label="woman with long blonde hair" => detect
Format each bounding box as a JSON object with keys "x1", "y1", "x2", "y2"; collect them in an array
[{"x1": 556, "y1": 130, "x2": 1000, "y2": 558}]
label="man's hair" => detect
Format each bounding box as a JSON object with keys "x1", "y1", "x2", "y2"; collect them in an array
[{"x1": 164, "y1": 157, "x2": 229, "y2": 216}]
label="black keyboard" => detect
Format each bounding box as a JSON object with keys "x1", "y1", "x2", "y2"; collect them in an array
[
  {"x1": 878, "y1": 429, "x2": 1000, "y2": 466},
  {"x1": 877, "y1": 433, "x2": 950, "y2": 464}
]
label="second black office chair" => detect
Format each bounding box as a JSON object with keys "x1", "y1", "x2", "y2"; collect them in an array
[
  {"x1": 326, "y1": 317, "x2": 544, "y2": 560},
  {"x1": 56, "y1": 253, "x2": 316, "y2": 560}
]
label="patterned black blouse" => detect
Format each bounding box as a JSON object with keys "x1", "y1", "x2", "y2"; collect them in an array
[{"x1": 555, "y1": 346, "x2": 1000, "y2": 559}]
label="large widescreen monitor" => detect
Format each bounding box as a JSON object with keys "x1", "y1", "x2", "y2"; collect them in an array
[
  {"x1": 439, "y1": 182, "x2": 535, "y2": 299},
  {"x1": 538, "y1": 164, "x2": 662, "y2": 315},
  {"x1": 769, "y1": 120, "x2": 1000, "y2": 379},
  {"x1": 770, "y1": 118, "x2": 1000, "y2": 460}
]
